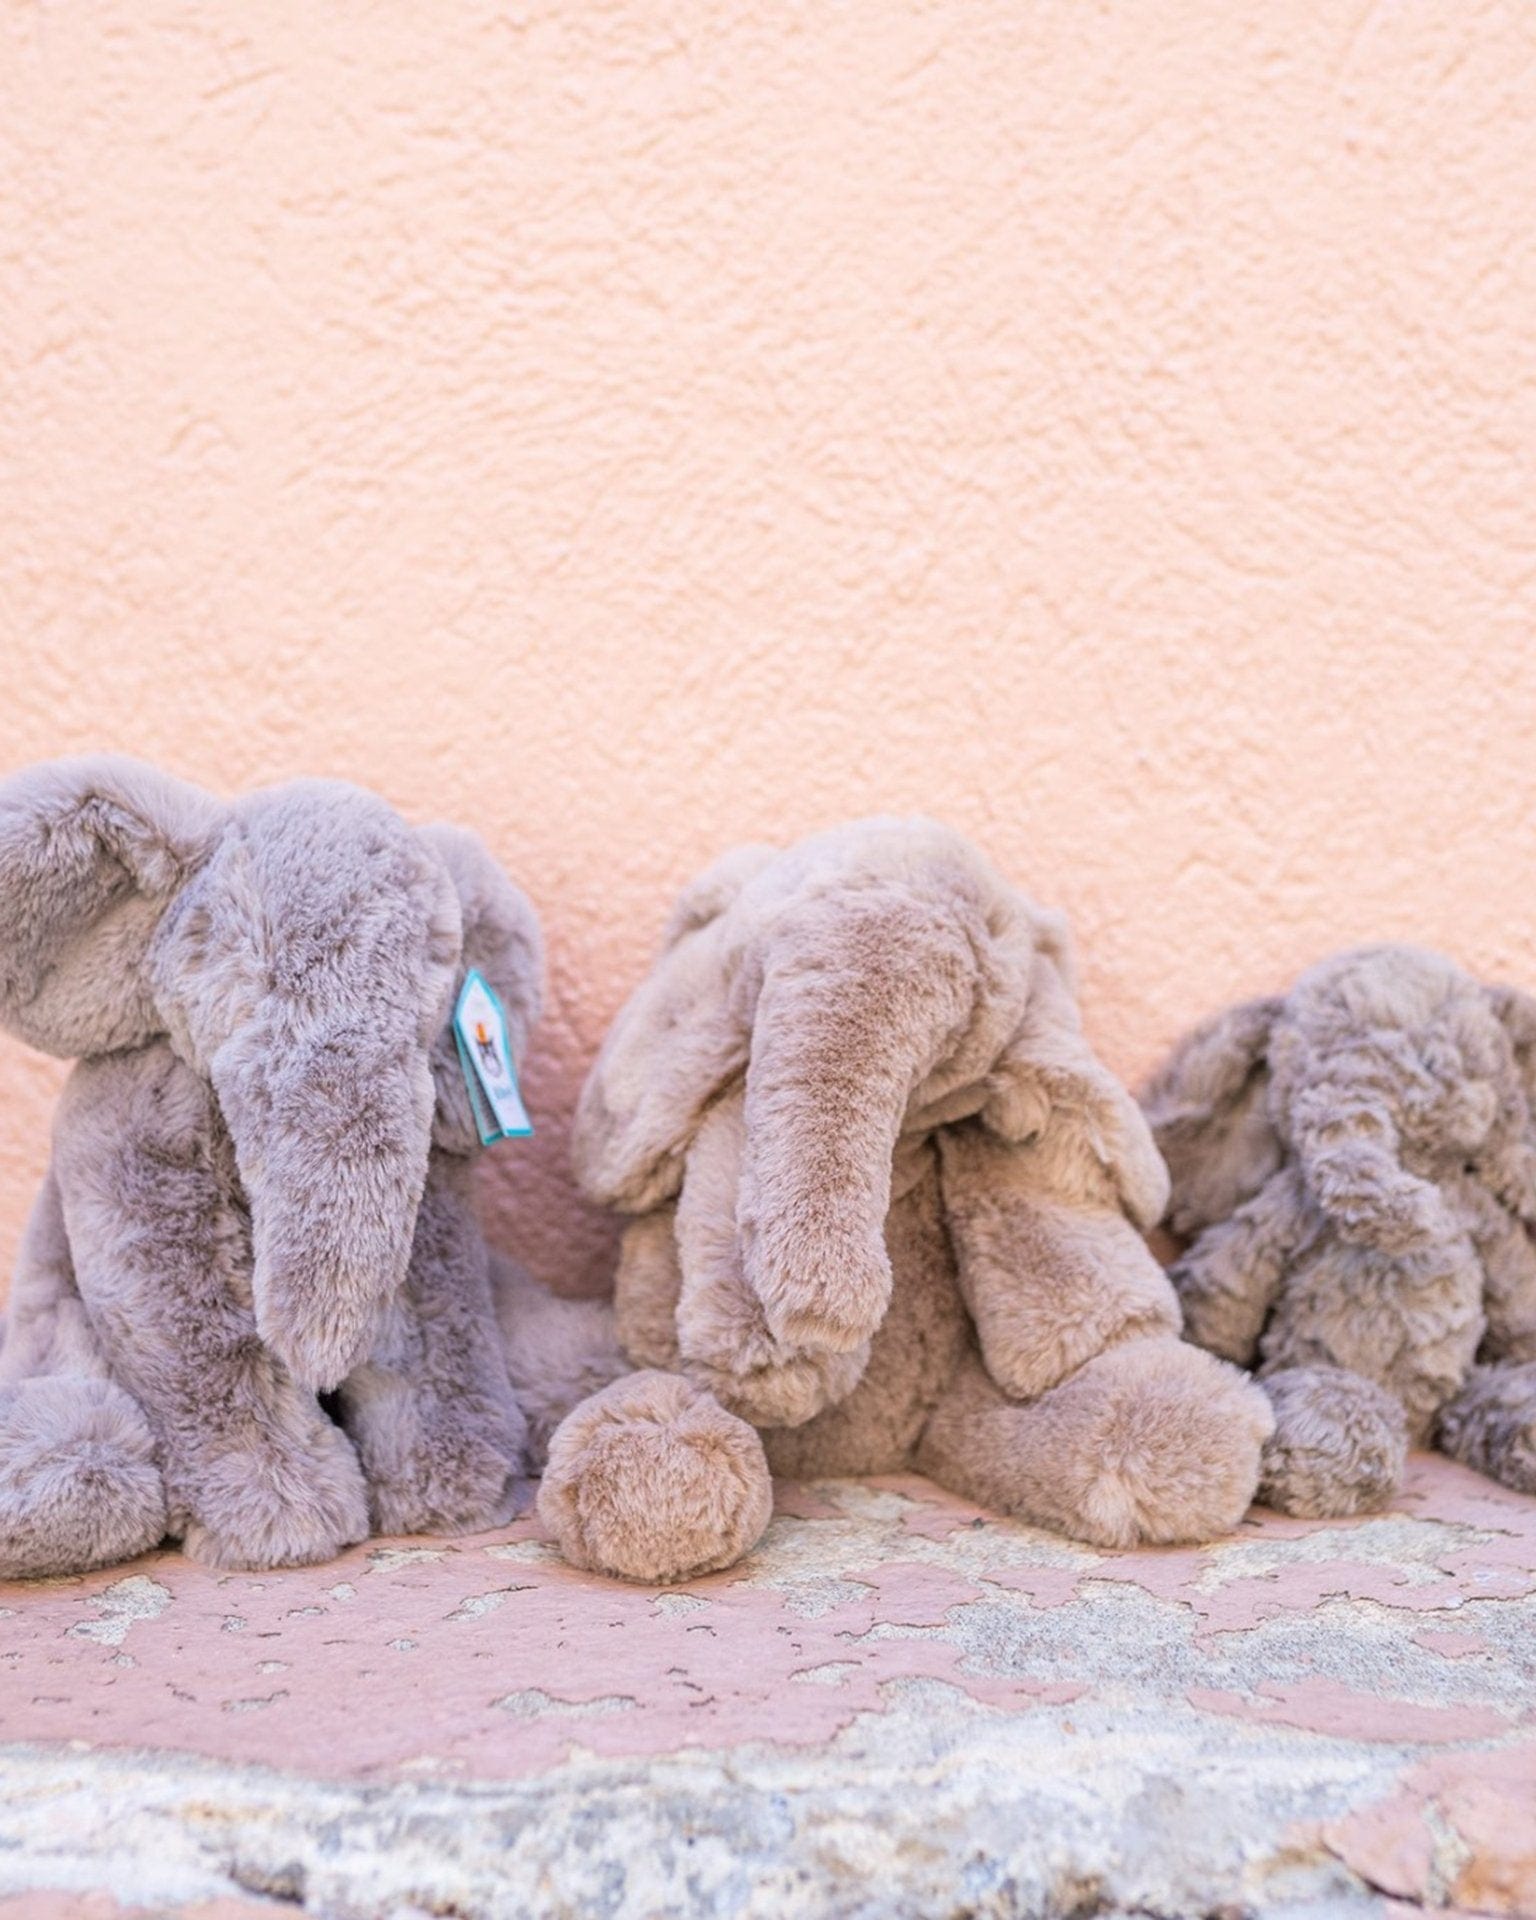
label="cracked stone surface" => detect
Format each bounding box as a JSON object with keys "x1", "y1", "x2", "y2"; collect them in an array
[{"x1": 1, "y1": 1455, "x2": 1534, "y2": 1918}]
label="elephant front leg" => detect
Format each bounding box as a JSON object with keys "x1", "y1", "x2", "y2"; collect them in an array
[
  {"x1": 0, "y1": 1374, "x2": 167, "y2": 1580},
  {"x1": 91, "y1": 1297, "x2": 369, "y2": 1574},
  {"x1": 1437, "y1": 1362, "x2": 1536, "y2": 1495},
  {"x1": 54, "y1": 1051, "x2": 370, "y2": 1572},
  {"x1": 0, "y1": 1170, "x2": 166, "y2": 1580},
  {"x1": 538, "y1": 1370, "x2": 772, "y2": 1583},
  {"x1": 1255, "y1": 1365, "x2": 1409, "y2": 1516},
  {"x1": 1168, "y1": 1167, "x2": 1307, "y2": 1367},
  {"x1": 104, "y1": 1299, "x2": 369, "y2": 1573},
  {"x1": 916, "y1": 1341, "x2": 1274, "y2": 1549},
  {"x1": 338, "y1": 1155, "x2": 527, "y2": 1537}
]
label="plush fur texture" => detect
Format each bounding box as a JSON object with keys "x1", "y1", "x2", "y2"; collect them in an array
[
  {"x1": 494, "y1": 1252, "x2": 628, "y2": 1463},
  {"x1": 1143, "y1": 945, "x2": 1536, "y2": 1515},
  {"x1": 540, "y1": 1371, "x2": 773, "y2": 1584},
  {"x1": 540, "y1": 819, "x2": 1272, "y2": 1582},
  {"x1": 0, "y1": 756, "x2": 605, "y2": 1578}
]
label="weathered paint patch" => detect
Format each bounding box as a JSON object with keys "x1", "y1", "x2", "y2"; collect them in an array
[
  {"x1": 1188, "y1": 1676, "x2": 1513, "y2": 1744},
  {"x1": 0, "y1": 1900, "x2": 276, "y2": 1920},
  {"x1": 1324, "y1": 1742, "x2": 1536, "y2": 1916},
  {"x1": 1412, "y1": 1628, "x2": 1488, "y2": 1660},
  {"x1": 0, "y1": 1522, "x2": 1065, "y2": 1778},
  {"x1": 64, "y1": 1577, "x2": 172, "y2": 1651},
  {"x1": 1, "y1": 1452, "x2": 1533, "y2": 1913}
]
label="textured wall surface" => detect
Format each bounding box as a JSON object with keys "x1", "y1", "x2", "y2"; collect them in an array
[{"x1": 2, "y1": 2, "x2": 1534, "y2": 1298}]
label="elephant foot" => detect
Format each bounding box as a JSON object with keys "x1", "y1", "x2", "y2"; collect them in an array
[
  {"x1": 367, "y1": 1445, "x2": 523, "y2": 1540},
  {"x1": 178, "y1": 1415, "x2": 370, "y2": 1571},
  {"x1": 1437, "y1": 1361, "x2": 1536, "y2": 1496},
  {"x1": 1051, "y1": 1339, "x2": 1274, "y2": 1547},
  {"x1": 354, "y1": 1385, "x2": 527, "y2": 1540},
  {"x1": 918, "y1": 1340, "x2": 1273, "y2": 1550},
  {"x1": 1257, "y1": 1365, "x2": 1408, "y2": 1517},
  {"x1": 0, "y1": 1375, "x2": 167, "y2": 1580},
  {"x1": 538, "y1": 1370, "x2": 772, "y2": 1583}
]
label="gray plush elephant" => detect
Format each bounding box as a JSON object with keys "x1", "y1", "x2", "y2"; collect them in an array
[
  {"x1": 1142, "y1": 944, "x2": 1536, "y2": 1515},
  {"x1": 0, "y1": 756, "x2": 596, "y2": 1578}
]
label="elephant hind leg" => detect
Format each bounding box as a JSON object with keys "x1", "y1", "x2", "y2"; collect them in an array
[
  {"x1": 1437, "y1": 1362, "x2": 1536, "y2": 1495},
  {"x1": 538, "y1": 1371, "x2": 771, "y2": 1583},
  {"x1": 1257, "y1": 1366, "x2": 1408, "y2": 1517},
  {"x1": 0, "y1": 1375, "x2": 166, "y2": 1580},
  {"x1": 917, "y1": 1341, "x2": 1272, "y2": 1549}
]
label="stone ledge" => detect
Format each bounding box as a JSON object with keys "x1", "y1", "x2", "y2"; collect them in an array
[{"x1": 1, "y1": 1458, "x2": 1533, "y2": 1918}]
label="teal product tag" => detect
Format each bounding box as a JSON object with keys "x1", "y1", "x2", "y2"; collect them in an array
[{"x1": 452, "y1": 968, "x2": 533, "y2": 1146}]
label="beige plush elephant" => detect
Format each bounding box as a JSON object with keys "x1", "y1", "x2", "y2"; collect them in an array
[
  {"x1": 538, "y1": 819, "x2": 1273, "y2": 1583},
  {"x1": 1143, "y1": 945, "x2": 1536, "y2": 1515}
]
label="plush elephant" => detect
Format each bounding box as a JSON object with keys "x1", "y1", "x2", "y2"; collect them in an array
[
  {"x1": 1142, "y1": 944, "x2": 1536, "y2": 1515},
  {"x1": 537, "y1": 819, "x2": 1273, "y2": 1583},
  {"x1": 0, "y1": 755, "x2": 610, "y2": 1579}
]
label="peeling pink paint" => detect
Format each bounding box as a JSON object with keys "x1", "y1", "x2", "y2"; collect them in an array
[
  {"x1": 878, "y1": 1474, "x2": 997, "y2": 1541},
  {"x1": 1412, "y1": 1629, "x2": 1488, "y2": 1660},
  {"x1": 1327, "y1": 1745, "x2": 1536, "y2": 1916},
  {"x1": 1319, "y1": 1794, "x2": 1439, "y2": 1902},
  {"x1": 0, "y1": 1518, "x2": 1065, "y2": 1779},
  {"x1": 979, "y1": 1452, "x2": 1536, "y2": 1640},
  {"x1": 1378, "y1": 1905, "x2": 1499, "y2": 1920},
  {"x1": 1189, "y1": 1676, "x2": 1513, "y2": 1744},
  {"x1": 1395, "y1": 1454, "x2": 1536, "y2": 1529},
  {"x1": 1432, "y1": 1538, "x2": 1536, "y2": 1603},
  {"x1": 2, "y1": 1457, "x2": 1532, "y2": 1802},
  {"x1": 0, "y1": 1903, "x2": 274, "y2": 1920},
  {"x1": 1118, "y1": 1555, "x2": 1481, "y2": 1637},
  {"x1": 975, "y1": 1563, "x2": 1087, "y2": 1612},
  {"x1": 836, "y1": 1559, "x2": 986, "y2": 1629},
  {"x1": 769, "y1": 1484, "x2": 848, "y2": 1522}
]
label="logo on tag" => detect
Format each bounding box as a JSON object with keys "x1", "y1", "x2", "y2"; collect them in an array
[{"x1": 452, "y1": 969, "x2": 533, "y2": 1146}]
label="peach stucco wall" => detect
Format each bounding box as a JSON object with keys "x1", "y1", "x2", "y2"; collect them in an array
[{"x1": 2, "y1": 3, "x2": 1534, "y2": 1300}]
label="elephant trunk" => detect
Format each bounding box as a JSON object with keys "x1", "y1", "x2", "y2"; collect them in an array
[
  {"x1": 1288, "y1": 1083, "x2": 1447, "y2": 1253},
  {"x1": 214, "y1": 1011, "x2": 438, "y2": 1391},
  {"x1": 737, "y1": 892, "x2": 977, "y2": 1352}
]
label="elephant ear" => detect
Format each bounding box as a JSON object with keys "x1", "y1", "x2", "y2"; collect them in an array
[
  {"x1": 660, "y1": 844, "x2": 777, "y2": 946},
  {"x1": 1489, "y1": 981, "x2": 1536, "y2": 1046},
  {"x1": 1487, "y1": 984, "x2": 1536, "y2": 1117},
  {"x1": 981, "y1": 944, "x2": 1170, "y2": 1232},
  {"x1": 0, "y1": 756, "x2": 225, "y2": 1057},
  {"x1": 1140, "y1": 996, "x2": 1283, "y2": 1237},
  {"x1": 571, "y1": 845, "x2": 776, "y2": 1213},
  {"x1": 1467, "y1": 983, "x2": 1536, "y2": 1223},
  {"x1": 415, "y1": 824, "x2": 545, "y2": 1156}
]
